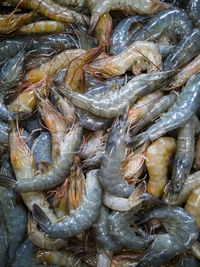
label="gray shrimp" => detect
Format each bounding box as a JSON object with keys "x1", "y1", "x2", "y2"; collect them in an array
[
  {"x1": 0, "y1": 125, "x2": 82, "y2": 192},
  {"x1": 136, "y1": 207, "x2": 198, "y2": 267},
  {"x1": 57, "y1": 70, "x2": 175, "y2": 119},
  {"x1": 131, "y1": 8, "x2": 192, "y2": 43},
  {"x1": 188, "y1": 0, "x2": 200, "y2": 27},
  {"x1": 163, "y1": 171, "x2": 200, "y2": 206},
  {"x1": 0, "y1": 120, "x2": 8, "y2": 146},
  {"x1": 130, "y1": 92, "x2": 177, "y2": 135},
  {"x1": 110, "y1": 15, "x2": 150, "y2": 55},
  {"x1": 31, "y1": 131, "x2": 52, "y2": 173},
  {"x1": 168, "y1": 116, "x2": 195, "y2": 198},
  {"x1": 100, "y1": 111, "x2": 135, "y2": 198},
  {"x1": 0, "y1": 153, "x2": 27, "y2": 265},
  {"x1": 107, "y1": 203, "x2": 152, "y2": 251},
  {"x1": 163, "y1": 28, "x2": 200, "y2": 71},
  {"x1": 33, "y1": 169, "x2": 102, "y2": 239},
  {"x1": 127, "y1": 74, "x2": 200, "y2": 149},
  {"x1": 93, "y1": 205, "x2": 123, "y2": 251}
]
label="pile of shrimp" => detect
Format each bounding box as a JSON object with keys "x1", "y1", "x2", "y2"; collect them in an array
[{"x1": 1, "y1": 0, "x2": 200, "y2": 266}]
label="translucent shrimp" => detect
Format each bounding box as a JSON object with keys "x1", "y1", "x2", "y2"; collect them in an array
[
  {"x1": 25, "y1": 49, "x2": 85, "y2": 83},
  {"x1": 163, "y1": 171, "x2": 200, "y2": 206},
  {"x1": 169, "y1": 53, "x2": 200, "y2": 89},
  {"x1": 33, "y1": 169, "x2": 102, "y2": 239},
  {"x1": 136, "y1": 207, "x2": 198, "y2": 267},
  {"x1": 0, "y1": 124, "x2": 82, "y2": 192},
  {"x1": 146, "y1": 137, "x2": 176, "y2": 198},
  {"x1": 107, "y1": 203, "x2": 152, "y2": 251},
  {"x1": 18, "y1": 20, "x2": 66, "y2": 34},
  {"x1": 128, "y1": 74, "x2": 200, "y2": 149},
  {"x1": 89, "y1": 0, "x2": 169, "y2": 33},
  {"x1": 57, "y1": 70, "x2": 175, "y2": 118},
  {"x1": 8, "y1": 0, "x2": 89, "y2": 25},
  {"x1": 127, "y1": 90, "x2": 164, "y2": 128},
  {"x1": 185, "y1": 186, "x2": 200, "y2": 230},
  {"x1": 130, "y1": 92, "x2": 177, "y2": 136},
  {"x1": 168, "y1": 117, "x2": 195, "y2": 199},
  {"x1": 131, "y1": 8, "x2": 193, "y2": 43},
  {"x1": 86, "y1": 41, "x2": 162, "y2": 78}
]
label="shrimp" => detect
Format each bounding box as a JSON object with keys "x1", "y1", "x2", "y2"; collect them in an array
[
  {"x1": 89, "y1": 0, "x2": 169, "y2": 33},
  {"x1": 33, "y1": 169, "x2": 102, "y2": 238},
  {"x1": 110, "y1": 15, "x2": 150, "y2": 55},
  {"x1": 103, "y1": 181, "x2": 146, "y2": 211},
  {"x1": 163, "y1": 28, "x2": 200, "y2": 71},
  {"x1": 163, "y1": 171, "x2": 200, "y2": 206},
  {"x1": 185, "y1": 186, "x2": 200, "y2": 230},
  {"x1": 36, "y1": 250, "x2": 89, "y2": 267},
  {"x1": 8, "y1": 124, "x2": 58, "y2": 223},
  {"x1": 86, "y1": 41, "x2": 162, "y2": 78},
  {"x1": 94, "y1": 12, "x2": 112, "y2": 47},
  {"x1": 18, "y1": 20, "x2": 66, "y2": 33},
  {"x1": 127, "y1": 90, "x2": 164, "y2": 128},
  {"x1": 136, "y1": 207, "x2": 198, "y2": 267},
  {"x1": 27, "y1": 215, "x2": 66, "y2": 250},
  {"x1": 131, "y1": 8, "x2": 192, "y2": 43},
  {"x1": 0, "y1": 124, "x2": 82, "y2": 193},
  {"x1": 194, "y1": 134, "x2": 200, "y2": 170},
  {"x1": 107, "y1": 203, "x2": 152, "y2": 251},
  {"x1": 57, "y1": 70, "x2": 175, "y2": 118},
  {"x1": 93, "y1": 205, "x2": 123, "y2": 251},
  {"x1": 64, "y1": 46, "x2": 103, "y2": 92},
  {"x1": 169, "y1": 117, "x2": 195, "y2": 199},
  {"x1": 0, "y1": 153, "x2": 27, "y2": 265},
  {"x1": 0, "y1": 11, "x2": 32, "y2": 34},
  {"x1": 146, "y1": 137, "x2": 176, "y2": 198},
  {"x1": 36, "y1": 94, "x2": 68, "y2": 161},
  {"x1": 97, "y1": 249, "x2": 113, "y2": 267},
  {"x1": 100, "y1": 111, "x2": 135, "y2": 198},
  {"x1": 8, "y1": 0, "x2": 89, "y2": 25},
  {"x1": 130, "y1": 92, "x2": 177, "y2": 135},
  {"x1": 0, "y1": 121, "x2": 9, "y2": 146},
  {"x1": 127, "y1": 74, "x2": 200, "y2": 150},
  {"x1": 188, "y1": 0, "x2": 200, "y2": 27},
  {"x1": 25, "y1": 49, "x2": 85, "y2": 83},
  {"x1": 169, "y1": 53, "x2": 200, "y2": 89}
]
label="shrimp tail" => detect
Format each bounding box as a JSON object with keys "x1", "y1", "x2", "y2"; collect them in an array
[
  {"x1": 126, "y1": 132, "x2": 149, "y2": 149},
  {"x1": 0, "y1": 174, "x2": 17, "y2": 190},
  {"x1": 33, "y1": 203, "x2": 52, "y2": 231}
]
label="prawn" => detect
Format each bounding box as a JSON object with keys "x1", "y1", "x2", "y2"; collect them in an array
[
  {"x1": 33, "y1": 169, "x2": 102, "y2": 239},
  {"x1": 127, "y1": 74, "x2": 200, "y2": 149},
  {"x1": 146, "y1": 137, "x2": 176, "y2": 198},
  {"x1": 136, "y1": 207, "x2": 198, "y2": 267},
  {"x1": 86, "y1": 41, "x2": 162, "y2": 78},
  {"x1": 57, "y1": 70, "x2": 175, "y2": 118},
  {"x1": 0, "y1": 124, "x2": 83, "y2": 192}
]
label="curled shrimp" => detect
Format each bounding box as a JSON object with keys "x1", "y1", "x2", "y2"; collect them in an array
[
  {"x1": 33, "y1": 169, "x2": 102, "y2": 239},
  {"x1": 86, "y1": 41, "x2": 162, "y2": 78},
  {"x1": 8, "y1": 0, "x2": 89, "y2": 25},
  {"x1": 57, "y1": 70, "x2": 175, "y2": 118},
  {"x1": 128, "y1": 74, "x2": 200, "y2": 149},
  {"x1": 0, "y1": 124, "x2": 83, "y2": 192},
  {"x1": 89, "y1": 0, "x2": 169, "y2": 33},
  {"x1": 136, "y1": 207, "x2": 198, "y2": 267},
  {"x1": 146, "y1": 137, "x2": 176, "y2": 198}
]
